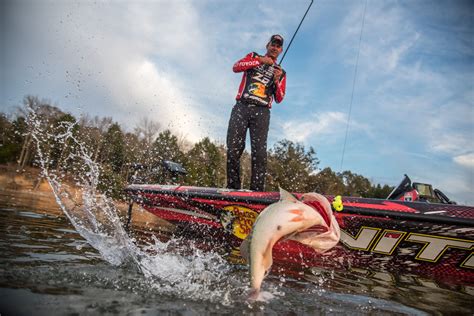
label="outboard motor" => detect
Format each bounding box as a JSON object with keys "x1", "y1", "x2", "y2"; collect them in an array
[{"x1": 124, "y1": 160, "x2": 187, "y2": 231}]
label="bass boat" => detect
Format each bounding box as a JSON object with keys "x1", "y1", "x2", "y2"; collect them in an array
[{"x1": 124, "y1": 174, "x2": 474, "y2": 285}]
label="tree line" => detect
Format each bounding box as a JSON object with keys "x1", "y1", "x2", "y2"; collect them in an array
[{"x1": 0, "y1": 95, "x2": 393, "y2": 199}]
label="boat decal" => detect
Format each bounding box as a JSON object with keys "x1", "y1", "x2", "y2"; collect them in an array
[
  {"x1": 221, "y1": 205, "x2": 258, "y2": 239},
  {"x1": 340, "y1": 226, "x2": 382, "y2": 251},
  {"x1": 406, "y1": 233, "x2": 474, "y2": 263},
  {"x1": 341, "y1": 226, "x2": 474, "y2": 268},
  {"x1": 372, "y1": 229, "x2": 408, "y2": 255},
  {"x1": 460, "y1": 253, "x2": 474, "y2": 269},
  {"x1": 155, "y1": 206, "x2": 216, "y2": 220},
  {"x1": 345, "y1": 201, "x2": 417, "y2": 213}
]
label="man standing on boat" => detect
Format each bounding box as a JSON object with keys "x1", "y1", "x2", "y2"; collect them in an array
[{"x1": 226, "y1": 35, "x2": 287, "y2": 191}]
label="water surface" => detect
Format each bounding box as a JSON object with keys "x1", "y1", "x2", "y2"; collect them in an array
[{"x1": 1, "y1": 206, "x2": 473, "y2": 315}]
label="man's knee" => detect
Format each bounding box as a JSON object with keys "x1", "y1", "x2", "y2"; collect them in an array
[
  {"x1": 252, "y1": 149, "x2": 267, "y2": 163},
  {"x1": 227, "y1": 147, "x2": 243, "y2": 161}
]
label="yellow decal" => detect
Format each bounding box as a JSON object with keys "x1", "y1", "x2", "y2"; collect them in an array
[
  {"x1": 222, "y1": 205, "x2": 258, "y2": 239},
  {"x1": 225, "y1": 247, "x2": 247, "y2": 264},
  {"x1": 248, "y1": 82, "x2": 267, "y2": 98},
  {"x1": 332, "y1": 195, "x2": 344, "y2": 211}
]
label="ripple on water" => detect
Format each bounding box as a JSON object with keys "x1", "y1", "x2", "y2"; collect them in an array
[{"x1": 1, "y1": 205, "x2": 473, "y2": 315}]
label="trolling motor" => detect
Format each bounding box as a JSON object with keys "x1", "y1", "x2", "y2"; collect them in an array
[
  {"x1": 124, "y1": 160, "x2": 187, "y2": 232},
  {"x1": 161, "y1": 160, "x2": 187, "y2": 184}
]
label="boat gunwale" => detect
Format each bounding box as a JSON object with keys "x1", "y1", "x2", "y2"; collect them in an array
[{"x1": 124, "y1": 185, "x2": 474, "y2": 228}]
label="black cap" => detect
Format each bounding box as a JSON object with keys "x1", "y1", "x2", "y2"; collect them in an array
[{"x1": 269, "y1": 34, "x2": 284, "y2": 46}]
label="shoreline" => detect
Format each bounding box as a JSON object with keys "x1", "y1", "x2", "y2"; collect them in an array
[{"x1": 0, "y1": 164, "x2": 174, "y2": 232}]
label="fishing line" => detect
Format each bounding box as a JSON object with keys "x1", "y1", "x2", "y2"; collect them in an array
[
  {"x1": 279, "y1": 0, "x2": 314, "y2": 65},
  {"x1": 340, "y1": 0, "x2": 368, "y2": 172}
]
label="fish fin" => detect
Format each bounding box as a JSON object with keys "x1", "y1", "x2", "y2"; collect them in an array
[
  {"x1": 239, "y1": 236, "x2": 251, "y2": 263},
  {"x1": 279, "y1": 187, "x2": 299, "y2": 203},
  {"x1": 262, "y1": 240, "x2": 274, "y2": 275},
  {"x1": 283, "y1": 231, "x2": 298, "y2": 241}
]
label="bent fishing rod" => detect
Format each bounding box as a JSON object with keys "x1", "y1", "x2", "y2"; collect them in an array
[{"x1": 279, "y1": 0, "x2": 314, "y2": 65}]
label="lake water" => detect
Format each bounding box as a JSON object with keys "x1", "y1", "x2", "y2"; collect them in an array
[{"x1": 1, "y1": 205, "x2": 473, "y2": 315}]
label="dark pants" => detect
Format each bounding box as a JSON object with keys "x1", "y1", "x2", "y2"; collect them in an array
[{"x1": 226, "y1": 101, "x2": 270, "y2": 191}]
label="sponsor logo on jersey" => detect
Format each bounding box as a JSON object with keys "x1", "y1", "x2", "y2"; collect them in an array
[{"x1": 248, "y1": 82, "x2": 267, "y2": 98}]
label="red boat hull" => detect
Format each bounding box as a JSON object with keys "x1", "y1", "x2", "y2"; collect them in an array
[{"x1": 125, "y1": 185, "x2": 474, "y2": 285}]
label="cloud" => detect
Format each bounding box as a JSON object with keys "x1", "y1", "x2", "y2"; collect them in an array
[
  {"x1": 281, "y1": 111, "x2": 346, "y2": 142},
  {"x1": 2, "y1": 1, "x2": 236, "y2": 143},
  {"x1": 275, "y1": 111, "x2": 370, "y2": 144},
  {"x1": 305, "y1": 1, "x2": 473, "y2": 203},
  {"x1": 3, "y1": 1, "x2": 315, "y2": 143},
  {"x1": 110, "y1": 58, "x2": 209, "y2": 141},
  {"x1": 453, "y1": 153, "x2": 474, "y2": 169},
  {"x1": 334, "y1": 2, "x2": 473, "y2": 152},
  {"x1": 386, "y1": 33, "x2": 420, "y2": 71},
  {"x1": 428, "y1": 131, "x2": 473, "y2": 156}
]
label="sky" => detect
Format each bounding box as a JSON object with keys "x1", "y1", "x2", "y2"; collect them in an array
[{"x1": 1, "y1": 0, "x2": 473, "y2": 204}]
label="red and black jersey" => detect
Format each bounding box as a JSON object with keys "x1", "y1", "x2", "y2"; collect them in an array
[{"x1": 233, "y1": 52, "x2": 286, "y2": 108}]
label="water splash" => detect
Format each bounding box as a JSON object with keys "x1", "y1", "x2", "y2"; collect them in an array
[
  {"x1": 26, "y1": 107, "x2": 247, "y2": 304},
  {"x1": 28, "y1": 108, "x2": 135, "y2": 266}
]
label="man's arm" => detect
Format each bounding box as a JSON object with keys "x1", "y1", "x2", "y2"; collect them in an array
[
  {"x1": 274, "y1": 73, "x2": 286, "y2": 103},
  {"x1": 233, "y1": 52, "x2": 261, "y2": 72}
]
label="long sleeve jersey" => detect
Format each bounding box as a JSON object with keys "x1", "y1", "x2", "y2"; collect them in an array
[{"x1": 233, "y1": 52, "x2": 286, "y2": 108}]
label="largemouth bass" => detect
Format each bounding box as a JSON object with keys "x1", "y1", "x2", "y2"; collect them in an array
[{"x1": 241, "y1": 188, "x2": 340, "y2": 299}]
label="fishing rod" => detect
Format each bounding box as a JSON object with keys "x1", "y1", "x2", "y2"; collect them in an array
[
  {"x1": 340, "y1": 0, "x2": 367, "y2": 171},
  {"x1": 279, "y1": 0, "x2": 314, "y2": 65}
]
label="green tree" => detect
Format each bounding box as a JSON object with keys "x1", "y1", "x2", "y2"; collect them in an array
[
  {"x1": 186, "y1": 137, "x2": 223, "y2": 187},
  {"x1": 94, "y1": 123, "x2": 126, "y2": 198},
  {"x1": 340, "y1": 170, "x2": 372, "y2": 197},
  {"x1": 266, "y1": 139, "x2": 319, "y2": 192},
  {"x1": 77, "y1": 115, "x2": 113, "y2": 164},
  {"x1": 368, "y1": 183, "x2": 394, "y2": 199},
  {"x1": 100, "y1": 123, "x2": 125, "y2": 173},
  {"x1": 0, "y1": 113, "x2": 23, "y2": 163},
  {"x1": 123, "y1": 132, "x2": 141, "y2": 167},
  {"x1": 152, "y1": 130, "x2": 185, "y2": 164},
  {"x1": 133, "y1": 117, "x2": 161, "y2": 167},
  {"x1": 49, "y1": 113, "x2": 78, "y2": 171},
  {"x1": 7, "y1": 94, "x2": 401, "y2": 202},
  {"x1": 16, "y1": 96, "x2": 69, "y2": 169},
  {"x1": 149, "y1": 130, "x2": 186, "y2": 183},
  {"x1": 310, "y1": 167, "x2": 346, "y2": 195},
  {"x1": 98, "y1": 164, "x2": 126, "y2": 199}
]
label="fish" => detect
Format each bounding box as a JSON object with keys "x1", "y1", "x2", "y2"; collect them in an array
[{"x1": 240, "y1": 187, "x2": 340, "y2": 300}]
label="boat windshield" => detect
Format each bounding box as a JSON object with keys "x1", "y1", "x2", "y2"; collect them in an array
[
  {"x1": 414, "y1": 183, "x2": 434, "y2": 197},
  {"x1": 386, "y1": 175, "x2": 412, "y2": 200}
]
